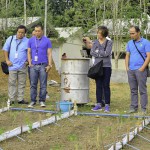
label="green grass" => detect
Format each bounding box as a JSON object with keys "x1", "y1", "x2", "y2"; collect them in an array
[{"x1": 0, "y1": 82, "x2": 150, "y2": 150}]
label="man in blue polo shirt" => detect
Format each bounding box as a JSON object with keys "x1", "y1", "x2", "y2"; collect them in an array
[
  {"x1": 28, "y1": 24, "x2": 52, "y2": 107},
  {"x1": 125, "y1": 25, "x2": 150, "y2": 114},
  {"x1": 3, "y1": 25, "x2": 29, "y2": 105}
]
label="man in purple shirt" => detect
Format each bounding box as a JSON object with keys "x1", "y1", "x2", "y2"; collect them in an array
[{"x1": 28, "y1": 24, "x2": 52, "y2": 107}]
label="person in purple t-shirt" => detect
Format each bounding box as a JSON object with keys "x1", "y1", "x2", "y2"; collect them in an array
[{"x1": 27, "y1": 24, "x2": 52, "y2": 108}]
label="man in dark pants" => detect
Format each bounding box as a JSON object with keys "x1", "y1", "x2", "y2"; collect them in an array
[
  {"x1": 28, "y1": 24, "x2": 52, "y2": 107},
  {"x1": 125, "y1": 25, "x2": 150, "y2": 114}
]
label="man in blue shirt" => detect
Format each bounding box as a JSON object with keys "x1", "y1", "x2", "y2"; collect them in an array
[
  {"x1": 3, "y1": 25, "x2": 29, "y2": 105},
  {"x1": 28, "y1": 24, "x2": 52, "y2": 107},
  {"x1": 125, "y1": 25, "x2": 150, "y2": 114}
]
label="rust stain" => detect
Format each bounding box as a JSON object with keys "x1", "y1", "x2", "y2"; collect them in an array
[
  {"x1": 64, "y1": 87, "x2": 70, "y2": 93},
  {"x1": 64, "y1": 77, "x2": 68, "y2": 85}
]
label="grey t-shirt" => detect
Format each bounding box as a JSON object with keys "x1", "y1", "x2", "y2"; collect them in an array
[{"x1": 90, "y1": 39, "x2": 113, "y2": 67}]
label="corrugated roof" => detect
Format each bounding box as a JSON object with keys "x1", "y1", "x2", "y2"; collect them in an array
[
  {"x1": 55, "y1": 27, "x2": 82, "y2": 38},
  {"x1": 0, "y1": 17, "x2": 40, "y2": 30},
  {"x1": 87, "y1": 16, "x2": 150, "y2": 36}
]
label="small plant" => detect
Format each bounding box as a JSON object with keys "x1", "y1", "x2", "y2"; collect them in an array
[
  {"x1": 10, "y1": 111, "x2": 18, "y2": 124},
  {"x1": 25, "y1": 115, "x2": 32, "y2": 133},
  {"x1": 0, "y1": 128, "x2": 4, "y2": 135},
  {"x1": 67, "y1": 133, "x2": 78, "y2": 142},
  {"x1": 50, "y1": 144, "x2": 63, "y2": 150}
]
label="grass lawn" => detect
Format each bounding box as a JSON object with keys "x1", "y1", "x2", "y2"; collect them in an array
[
  {"x1": 0, "y1": 79, "x2": 150, "y2": 149},
  {"x1": 0, "y1": 51, "x2": 150, "y2": 150}
]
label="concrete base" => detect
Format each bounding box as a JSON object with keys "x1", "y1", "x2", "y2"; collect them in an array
[{"x1": 111, "y1": 69, "x2": 150, "y2": 83}]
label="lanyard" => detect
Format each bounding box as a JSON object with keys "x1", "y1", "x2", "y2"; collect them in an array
[
  {"x1": 34, "y1": 37, "x2": 42, "y2": 54},
  {"x1": 16, "y1": 40, "x2": 22, "y2": 52}
]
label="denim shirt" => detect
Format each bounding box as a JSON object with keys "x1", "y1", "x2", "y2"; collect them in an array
[{"x1": 90, "y1": 39, "x2": 113, "y2": 67}]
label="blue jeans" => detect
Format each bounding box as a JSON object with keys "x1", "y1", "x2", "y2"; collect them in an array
[
  {"x1": 30, "y1": 64, "x2": 48, "y2": 102},
  {"x1": 95, "y1": 67, "x2": 111, "y2": 105}
]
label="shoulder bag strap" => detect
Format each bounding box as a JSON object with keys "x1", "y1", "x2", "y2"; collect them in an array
[
  {"x1": 133, "y1": 40, "x2": 145, "y2": 61},
  {"x1": 8, "y1": 36, "x2": 13, "y2": 58},
  {"x1": 104, "y1": 40, "x2": 108, "y2": 51}
]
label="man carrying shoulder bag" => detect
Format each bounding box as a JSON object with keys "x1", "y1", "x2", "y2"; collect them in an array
[
  {"x1": 2, "y1": 25, "x2": 29, "y2": 105},
  {"x1": 125, "y1": 25, "x2": 150, "y2": 114}
]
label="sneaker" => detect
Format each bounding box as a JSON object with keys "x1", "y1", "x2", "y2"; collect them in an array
[
  {"x1": 40, "y1": 101, "x2": 46, "y2": 107},
  {"x1": 104, "y1": 105, "x2": 110, "y2": 113},
  {"x1": 128, "y1": 108, "x2": 137, "y2": 114},
  {"x1": 28, "y1": 102, "x2": 36, "y2": 108},
  {"x1": 91, "y1": 105, "x2": 102, "y2": 111},
  {"x1": 18, "y1": 100, "x2": 29, "y2": 104}
]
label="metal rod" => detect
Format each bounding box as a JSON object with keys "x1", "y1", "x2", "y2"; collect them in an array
[
  {"x1": 67, "y1": 117, "x2": 74, "y2": 123},
  {"x1": 53, "y1": 122, "x2": 61, "y2": 126},
  {"x1": 144, "y1": 126, "x2": 150, "y2": 130},
  {"x1": 10, "y1": 107, "x2": 56, "y2": 114},
  {"x1": 104, "y1": 142, "x2": 114, "y2": 148},
  {"x1": 77, "y1": 112, "x2": 150, "y2": 119},
  {"x1": 126, "y1": 143, "x2": 140, "y2": 150},
  {"x1": 36, "y1": 128, "x2": 43, "y2": 132},
  {"x1": 137, "y1": 134, "x2": 150, "y2": 142},
  {"x1": 16, "y1": 135, "x2": 25, "y2": 142}
]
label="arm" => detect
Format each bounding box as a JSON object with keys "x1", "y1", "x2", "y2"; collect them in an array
[
  {"x1": 83, "y1": 37, "x2": 93, "y2": 49},
  {"x1": 139, "y1": 40, "x2": 150, "y2": 71},
  {"x1": 90, "y1": 42, "x2": 99, "y2": 57},
  {"x1": 4, "y1": 51, "x2": 12, "y2": 66},
  {"x1": 45, "y1": 48, "x2": 52, "y2": 72},
  {"x1": 90, "y1": 40, "x2": 112, "y2": 58},
  {"x1": 139, "y1": 52, "x2": 150, "y2": 72},
  {"x1": 3, "y1": 36, "x2": 13, "y2": 66},
  {"x1": 125, "y1": 52, "x2": 130, "y2": 71},
  {"x1": 27, "y1": 48, "x2": 32, "y2": 67},
  {"x1": 98, "y1": 41, "x2": 113, "y2": 57}
]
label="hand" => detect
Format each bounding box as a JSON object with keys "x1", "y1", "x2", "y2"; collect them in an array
[
  {"x1": 82, "y1": 37, "x2": 91, "y2": 43},
  {"x1": 83, "y1": 37, "x2": 93, "y2": 49},
  {"x1": 45, "y1": 65, "x2": 52, "y2": 72},
  {"x1": 28, "y1": 63, "x2": 33, "y2": 67},
  {"x1": 139, "y1": 67, "x2": 145, "y2": 72},
  {"x1": 6, "y1": 60, "x2": 13, "y2": 66},
  {"x1": 126, "y1": 67, "x2": 129, "y2": 71}
]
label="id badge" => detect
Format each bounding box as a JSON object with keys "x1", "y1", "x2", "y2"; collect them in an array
[
  {"x1": 15, "y1": 52, "x2": 18, "y2": 58},
  {"x1": 34, "y1": 56, "x2": 38, "y2": 61}
]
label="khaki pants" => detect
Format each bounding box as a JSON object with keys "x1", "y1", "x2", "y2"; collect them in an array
[{"x1": 8, "y1": 65, "x2": 27, "y2": 101}]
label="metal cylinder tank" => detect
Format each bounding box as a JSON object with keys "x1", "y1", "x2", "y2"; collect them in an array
[{"x1": 61, "y1": 58, "x2": 90, "y2": 104}]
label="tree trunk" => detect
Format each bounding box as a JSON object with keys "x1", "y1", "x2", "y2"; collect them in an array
[
  {"x1": 24, "y1": 0, "x2": 27, "y2": 26},
  {"x1": 5, "y1": 0, "x2": 8, "y2": 29},
  {"x1": 44, "y1": 0, "x2": 47, "y2": 36},
  {"x1": 115, "y1": 58, "x2": 118, "y2": 69}
]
